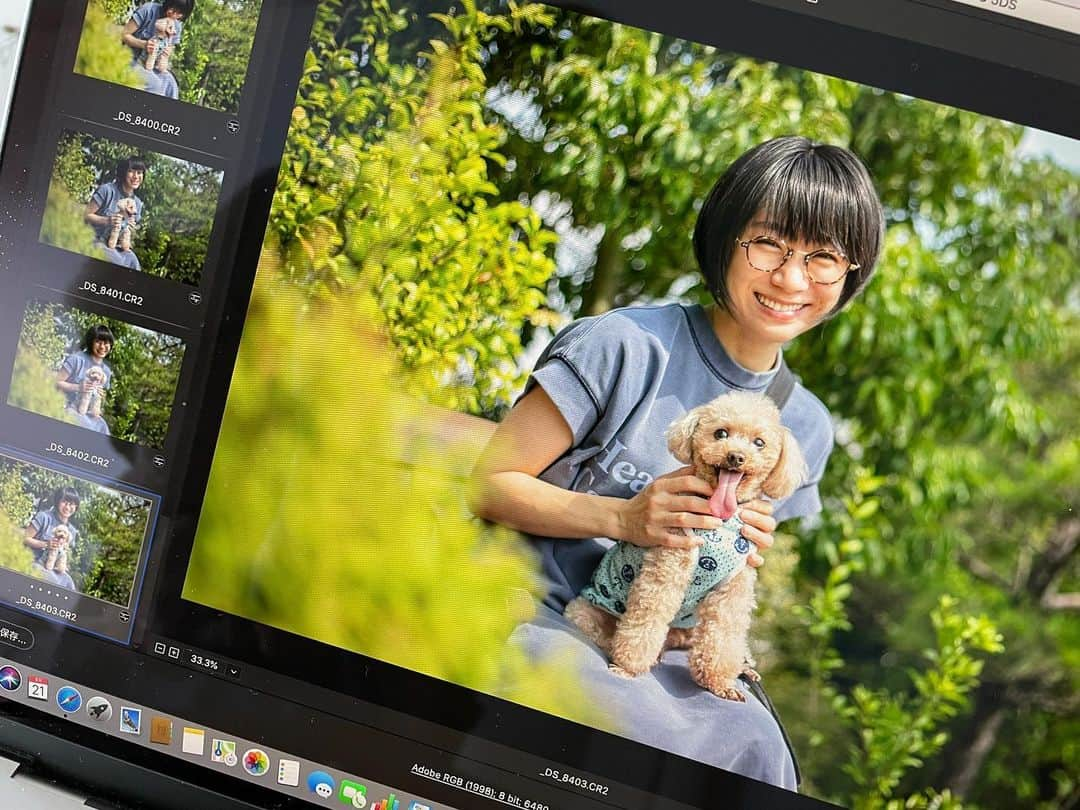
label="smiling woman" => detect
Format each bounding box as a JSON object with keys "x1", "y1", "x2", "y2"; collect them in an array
[{"x1": 470, "y1": 136, "x2": 885, "y2": 787}]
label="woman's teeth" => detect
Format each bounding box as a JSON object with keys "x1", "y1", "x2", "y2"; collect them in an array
[{"x1": 755, "y1": 293, "x2": 804, "y2": 313}]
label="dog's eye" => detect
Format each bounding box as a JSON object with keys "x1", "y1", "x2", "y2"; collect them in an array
[
  {"x1": 753, "y1": 438, "x2": 766, "y2": 448},
  {"x1": 713, "y1": 428, "x2": 728, "y2": 440}
]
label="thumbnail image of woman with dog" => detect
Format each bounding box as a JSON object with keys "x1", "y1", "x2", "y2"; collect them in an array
[
  {"x1": 472, "y1": 136, "x2": 885, "y2": 788},
  {"x1": 55, "y1": 324, "x2": 115, "y2": 436},
  {"x1": 120, "y1": 0, "x2": 195, "y2": 100},
  {"x1": 83, "y1": 156, "x2": 146, "y2": 271},
  {"x1": 22, "y1": 487, "x2": 81, "y2": 592}
]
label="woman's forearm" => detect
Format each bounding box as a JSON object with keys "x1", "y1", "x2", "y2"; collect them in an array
[
  {"x1": 24, "y1": 535, "x2": 46, "y2": 551},
  {"x1": 121, "y1": 30, "x2": 147, "y2": 50},
  {"x1": 473, "y1": 470, "x2": 627, "y2": 540}
]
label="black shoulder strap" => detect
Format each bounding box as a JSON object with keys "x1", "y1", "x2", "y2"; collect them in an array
[
  {"x1": 739, "y1": 673, "x2": 802, "y2": 787},
  {"x1": 764, "y1": 356, "x2": 796, "y2": 410}
]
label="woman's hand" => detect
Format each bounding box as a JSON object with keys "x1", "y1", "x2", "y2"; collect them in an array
[
  {"x1": 146, "y1": 38, "x2": 157, "y2": 55},
  {"x1": 111, "y1": 213, "x2": 124, "y2": 227},
  {"x1": 616, "y1": 466, "x2": 728, "y2": 550},
  {"x1": 738, "y1": 499, "x2": 777, "y2": 568}
]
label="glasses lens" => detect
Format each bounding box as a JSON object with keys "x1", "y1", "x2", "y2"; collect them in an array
[
  {"x1": 746, "y1": 238, "x2": 786, "y2": 271},
  {"x1": 806, "y1": 251, "x2": 849, "y2": 284}
]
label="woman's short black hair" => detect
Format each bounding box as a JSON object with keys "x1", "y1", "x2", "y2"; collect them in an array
[
  {"x1": 82, "y1": 324, "x2": 116, "y2": 353},
  {"x1": 693, "y1": 136, "x2": 885, "y2": 315},
  {"x1": 163, "y1": 0, "x2": 196, "y2": 15},
  {"x1": 53, "y1": 487, "x2": 81, "y2": 511},
  {"x1": 114, "y1": 156, "x2": 148, "y2": 186}
]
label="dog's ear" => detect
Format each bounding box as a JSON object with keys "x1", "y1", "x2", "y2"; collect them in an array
[
  {"x1": 666, "y1": 406, "x2": 703, "y2": 464},
  {"x1": 762, "y1": 426, "x2": 807, "y2": 499}
]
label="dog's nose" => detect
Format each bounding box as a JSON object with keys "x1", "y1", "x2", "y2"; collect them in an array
[{"x1": 727, "y1": 452, "x2": 745, "y2": 468}]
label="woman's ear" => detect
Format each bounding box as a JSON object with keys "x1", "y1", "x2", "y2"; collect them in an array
[
  {"x1": 762, "y1": 427, "x2": 808, "y2": 499},
  {"x1": 666, "y1": 407, "x2": 702, "y2": 464}
]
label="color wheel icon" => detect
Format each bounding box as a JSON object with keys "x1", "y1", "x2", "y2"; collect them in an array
[
  {"x1": 56, "y1": 686, "x2": 82, "y2": 713},
  {"x1": 242, "y1": 748, "x2": 270, "y2": 777},
  {"x1": 0, "y1": 666, "x2": 20, "y2": 692}
]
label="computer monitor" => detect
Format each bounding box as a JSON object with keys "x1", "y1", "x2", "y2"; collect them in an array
[{"x1": 0, "y1": 1, "x2": 1077, "y2": 808}]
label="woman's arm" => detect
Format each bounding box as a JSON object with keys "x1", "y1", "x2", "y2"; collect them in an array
[
  {"x1": 471, "y1": 387, "x2": 728, "y2": 549},
  {"x1": 23, "y1": 524, "x2": 48, "y2": 553},
  {"x1": 84, "y1": 200, "x2": 118, "y2": 231},
  {"x1": 56, "y1": 367, "x2": 88, "y2": 396},
  {"x1": 121, "y1": 19, "x2": 151, "y2": 52}
]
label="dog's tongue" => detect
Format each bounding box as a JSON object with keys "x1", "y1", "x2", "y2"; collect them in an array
[{"x1": 709, "y1": 470, "x2": 744, "y2": 519}]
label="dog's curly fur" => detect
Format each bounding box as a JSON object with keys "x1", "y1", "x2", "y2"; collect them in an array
[
  {"x1": 107, "y1": 197, "x2": 138, "y2": 252},
  {"x1": 566, "y1": 390, "x2": 807, "y2": 699},
  {"x1": 43, "y1": 524, "x2": 71, "y2": 576},
  {"x1": 78, "y1": 366, "x2": 107, "y2": 418},
  {"x1": 144, "y1": 18, "x2": 177, "y2": 73}
]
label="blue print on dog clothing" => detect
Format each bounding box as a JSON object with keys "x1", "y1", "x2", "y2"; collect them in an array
[{"x1": 580, "y1": 515, "x2": 750, "y2": 629}]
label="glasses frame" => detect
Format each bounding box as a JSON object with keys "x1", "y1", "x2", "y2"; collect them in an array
[{"x1": 735, "y1": 235, "x2": 859, "y2": 286}]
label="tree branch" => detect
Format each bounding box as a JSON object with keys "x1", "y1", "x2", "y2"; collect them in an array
[
  {"x1": 960, "y1": 554, "x2": 1011, "y2": 591},
  {"x1": 1041, "y1": 591, "x2": 1080, "y2": 611},
  {"x1": 1025, "y1": 517, "x2": 1080, "y2": 601}
]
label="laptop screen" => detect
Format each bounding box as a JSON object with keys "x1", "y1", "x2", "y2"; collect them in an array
[{"x1": 0, "y1": 1, "x2": 1077, "y2": 808}]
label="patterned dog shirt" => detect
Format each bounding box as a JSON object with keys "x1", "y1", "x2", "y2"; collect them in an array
[{"x1": 580, "y1": 515, "x2": 752, "y2": 629}]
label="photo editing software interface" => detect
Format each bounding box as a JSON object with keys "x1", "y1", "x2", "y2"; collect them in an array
[{"x1": 0, "y1": 1, "x2": 1077, "y2": 809}]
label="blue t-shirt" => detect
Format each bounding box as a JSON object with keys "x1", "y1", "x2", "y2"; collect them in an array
[
  {"x1": 89, "y1": 181, "x2": 144, "y2": 242},
  {"x1": 29, "y1": 508, "x2": 79, "y2": 567},
  {"x1": 129, "y1": 3, "x2": 183, "y2": 61},
  {"x1": 60, "y1": 351, "x2": 113, "y2": 410},
  {"x1": 524, "y1": 303, "x2": 835, "y2": 613}
]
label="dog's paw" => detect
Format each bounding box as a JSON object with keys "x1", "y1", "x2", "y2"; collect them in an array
[
  {"x1": 607, "y1": 664, "x2": 637, "y2": 680},
  {"x1": 712, "y1": 685, "x2": 746, "y2": 702},
  {"x1": 693, "y1": 670, "x2": 747, "y2": 701},
  {"x1": 740, "y1": 667, "x2": 761, "y2": 683}
]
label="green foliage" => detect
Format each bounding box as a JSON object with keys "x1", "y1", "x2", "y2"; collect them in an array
[
  {"x1": 183, "y1": 264, "x2": 593, "y2": 723},
  {"x1": 835, "y1": 597, "x2": 1003, "y2": 808},
  {"x1": 40, "y1": 177, "x2": 100, "y2": 265},
  {"x1": 187, "y1": 2, "x2": 1079, "y2": 805},
  {"x1": 75, "y1": 1, "x2": 142, "y2": 91},
  {"x1": 171, "y1": 0, "x2": 263, "y2": 112},
  {"x1": 41, "y1": 131, "x2": 221, "y2": 286},
  {"x1": 0, "y1": 456, "x2": 150, "y2": 605},
  {"x1": 9, "y1": 302, "x2": 186, "y2": 448},
  {"x1": 268, "y1": 0, "x2": 558, "y2": 415},
  {"x1": 0, "y1": 465, "x2": 35, "y2": 577}
]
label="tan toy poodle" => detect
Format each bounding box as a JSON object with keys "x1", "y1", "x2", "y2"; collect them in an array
[
  {"x1": 43, "y1": 524, "x2": 72, "y2": 577},
  {"x1": 107, "y1": 198, "x2": 138, "y2": 252},
  {"x1": 565, "y1": 390, "x2": 807, "y2": 700},
  {"x1": 77, "y1": 366, "x2": 107, "y2": 418}
]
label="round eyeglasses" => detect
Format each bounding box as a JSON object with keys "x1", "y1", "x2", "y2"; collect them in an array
[{"x1": 736, "y1": 235, "x2": 858, "y2": 286}]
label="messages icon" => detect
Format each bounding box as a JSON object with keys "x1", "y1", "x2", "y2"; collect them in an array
[{"x1": 307, "y1": 770, "x2": 336, "y2": 799}]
